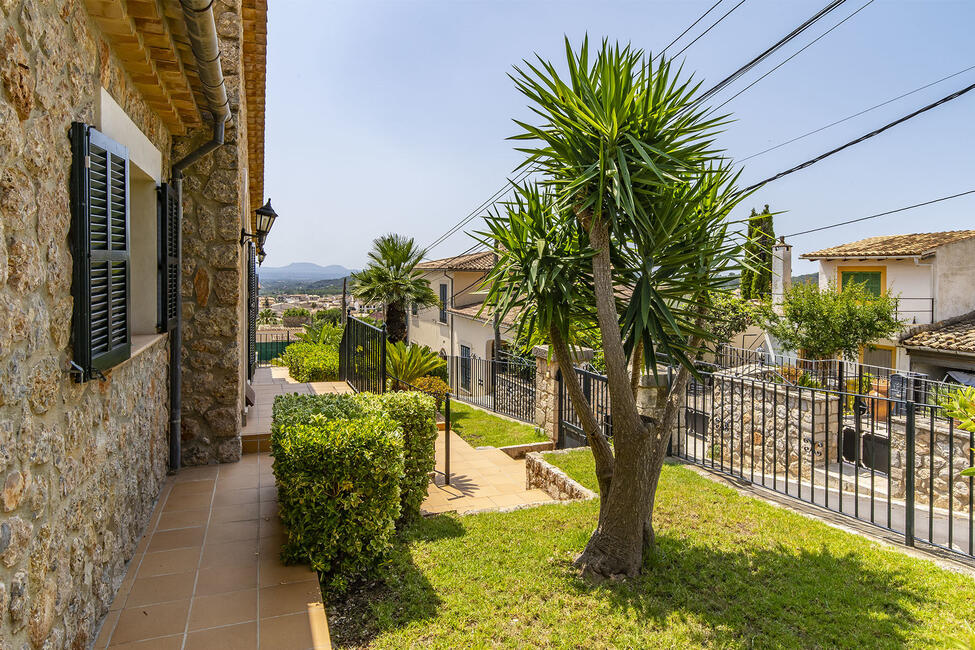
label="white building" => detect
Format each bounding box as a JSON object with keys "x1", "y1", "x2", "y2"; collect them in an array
[
  {"x1": 800, "y1": 230, "x2": 975, "y2": 372},
  {"x1": 410, "y1": 251, "x2": 516, "y2": 360}
]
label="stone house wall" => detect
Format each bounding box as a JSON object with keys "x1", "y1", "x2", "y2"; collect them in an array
[
  {"x1": 174, "y1": 0, "x2": 250, "y2": 466},
  {"x1": 0, "y1": 1, "x2": 177, "y2": 646},
  {"x1": 707, "y1": 374, "x2": 840, "y2": 480}
]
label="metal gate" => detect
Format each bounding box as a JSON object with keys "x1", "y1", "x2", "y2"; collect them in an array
[
  {"x1": 445, "y1": 353, "x2": 536, "y2": 423},
  {"x1": 338, "y1": 315, "x2": 386, "y2": 394}
]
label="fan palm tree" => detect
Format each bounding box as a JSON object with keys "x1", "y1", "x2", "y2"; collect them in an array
[
  {"x1": 482, "y1": 38, "x2": 750, "y2": 580},
  {"x1": 351, "y1": 234, "x2": 439, "y2": 342},
  {"x1": 257, "y1": 308, "x2": 278, "y2": 326}
]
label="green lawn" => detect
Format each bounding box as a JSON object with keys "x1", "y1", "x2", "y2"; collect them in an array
[
  {"x1": 448, "y1": 401, "x2": 548, "y2": 448},
  {"x1": 328, "y1": 448, "x2": 975, "y2": 648}
]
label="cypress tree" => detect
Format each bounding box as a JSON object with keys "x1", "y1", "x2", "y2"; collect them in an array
[{"x1": 741, "y1": 205, "x2": 775, "y2": 300}]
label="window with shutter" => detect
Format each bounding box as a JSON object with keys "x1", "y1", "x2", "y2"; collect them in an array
[
  {"x1": 157, "y1": 183, "x2": 180, "y2": 332},
  {"x1": 439, "y1": 283, "x2": 448, "y2": 323},
  {"x1": 71, "y1": 122, "x2": 131, "y2": 381}
]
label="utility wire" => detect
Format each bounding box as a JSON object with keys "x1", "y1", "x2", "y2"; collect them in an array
[
  {"x1": 739, "y1": 63, "x2": 975, "y2": 162},
  {"x1": 695, "y1": 0, "x2": 849, "y2": 106},
  {"x1": 784, "y1": 189, "x2": 975, "y2": 238},
  {"x1": 654, "y1": 0, "x2": 726, "y2": 61},
  {"x1": 670, "y1": 0, "x2": 748, "y2": 59},
  {"x1": 712, "y1": 0, "x2": 875, "y2": 111},
  {"x1": 423, "y1": 0, "x2": 746, "y2": 258},
  {"x1": 743, "y1": 79, "x2": 975, "y2": 192}
]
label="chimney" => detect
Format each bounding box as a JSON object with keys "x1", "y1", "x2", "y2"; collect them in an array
[{"x1": 772, "y1": 236, "x2": 792, "y2": 315}]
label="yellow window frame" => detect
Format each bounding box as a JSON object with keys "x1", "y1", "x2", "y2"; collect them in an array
[{"x1": 837, "y1": 264, "x2": 886, "y2": 297}]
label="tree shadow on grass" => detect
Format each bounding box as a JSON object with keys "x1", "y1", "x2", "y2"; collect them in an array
[
  {"x1": 569, "y1": 533, "x2": 929, "y2": 648},
  {"x1": 327, "y1": 514, "x2": 464, "y2": 647}
]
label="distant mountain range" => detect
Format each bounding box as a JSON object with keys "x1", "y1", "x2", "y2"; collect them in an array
[{"x1": 258, "y1": 262, "x2": 356, "y2": 281}]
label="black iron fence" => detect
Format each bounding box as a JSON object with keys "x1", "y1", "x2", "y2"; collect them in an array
[
  {"x1": 256, "y1": 330, "x2": 292, "y2": 368},
  {"x1": 444, "y1": 353, "x2": 536, "y2": 423},
  {"x1": 556, "y1": 359, "x2": 975, "y2": 561},
  {"x1": 338, "y1": 315, "x2": 386, "y2": 394}
]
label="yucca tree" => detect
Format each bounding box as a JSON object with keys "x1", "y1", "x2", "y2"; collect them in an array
[
  {"x1": 351, "y1": 234, "x2": 439, "y2": 342},
  {"x1": 482, "y1": 38, "x2": 750, "y2": 579}
]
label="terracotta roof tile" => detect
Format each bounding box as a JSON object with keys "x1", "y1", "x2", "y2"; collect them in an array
[
  {"x1": 417, "y1": 251, "x2": 494, "y2": 271},
  {"x1": 801, "y1": 230, "x2": 975, "y2": 260},
  {"x1": 901, "y1": 311, "x2": 975, "y2": 354}
]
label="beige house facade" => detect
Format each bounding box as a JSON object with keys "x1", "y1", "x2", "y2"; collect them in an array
[
  {"x1": 410, "y1": 252, "x2": 515, "y2": 361},
  {"x1": 801, "y1": 230, "x2": 975, "y2": 372},
  {"x1": 0, "y1": 0, "x2": 268, "y2": 645}
]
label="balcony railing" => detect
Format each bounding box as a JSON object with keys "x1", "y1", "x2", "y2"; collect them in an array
[{"x1": 895, "y1": 297, "x2": 935, "y2": 325}]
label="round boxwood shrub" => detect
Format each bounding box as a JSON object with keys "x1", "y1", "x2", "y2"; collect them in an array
[{"x1": 272, "y1": 410, "x2": 404, "y2": 594}]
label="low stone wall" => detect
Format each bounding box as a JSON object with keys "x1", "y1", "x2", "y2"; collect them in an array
[
  {"x1": 526, "y1": 451, "x2": 598, "y2": 501},
  {"x1": 500, "y1": 441, "x2": 554, "y2": 460},
  {"x1": 708, "y1": 374, "x2": 840, "y2": 480},
  {"x1": 889, "y1": 415, "x2": 972, "y2": 512}
]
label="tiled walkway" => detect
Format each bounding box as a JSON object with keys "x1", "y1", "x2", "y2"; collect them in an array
[
  {"x1": 424, "y1": 432, "x2": 554, "y2": 514},
  {"x1": 93, "y1": 454, "x2": 330, "y2": 649}
]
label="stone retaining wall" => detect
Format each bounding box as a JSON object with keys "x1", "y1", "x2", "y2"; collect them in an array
[
  {"x1": 888, "y1": 415, "x2": 972, "y2": 512},
  {"x1": 526, "y1": 451, "x2": 598, "y2": 501},
  {"x1": 708, "y1": 374, "x2": 840, "y2": 480}
]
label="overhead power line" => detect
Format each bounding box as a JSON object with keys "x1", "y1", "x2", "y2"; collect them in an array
[
  {"x1": 696, "y1": 0, "x2": 849, "y2": 105},
  {"x1": 712, "y1": 0, "x2": 875, "y2": 111},
  {"x1": 739, "y1": 63, "x2": 975, "y2": 162},
  {"x1": 784, "y1": 189, "x2": 975, "y2": 238},
  {"x1": 670, "y1": 0, "x2": 748, "y2": 59},
  {"x1": 744, "y1": 79, "x2": 975, "y2": 192},
  {"x1": 655, "y1": 0, "x2": 727, "y2": 60}
]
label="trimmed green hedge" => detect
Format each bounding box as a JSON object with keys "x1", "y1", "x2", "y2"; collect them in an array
[
  {"x1": 280, "y1": 342, "x2": 339, "y2": 382},
  {"x1": 270, "y1": 391, "x2": 438, "y2": 592},
  {"x1": 272, "y1": 410, "x2": 403, "y2": 593},
  {"x1": 367, "y1": 392, "x2": 438, "y2": 525}
]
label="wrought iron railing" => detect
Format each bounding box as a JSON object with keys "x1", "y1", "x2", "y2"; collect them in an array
[
  {"x1": 444, "y1": 354, "x2": 536, "y2": 424},
  {"x1": 338, "y1": 315, "x2": 386, "y2": 394}
]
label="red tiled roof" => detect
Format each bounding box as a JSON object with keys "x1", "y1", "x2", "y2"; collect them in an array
[
  {"x1": 801, "y1": 230, "x2": 975, "y2": 260},
  {"x1": 901, "y1": 311, "x2": 975, "y2": 354},
  {"x1": 416, "y1": 251, "x2": 494, "y2": 272}
]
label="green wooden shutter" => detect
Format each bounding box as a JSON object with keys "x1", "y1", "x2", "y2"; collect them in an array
[
  {"x1": 841, "y1": 270, "x2": 882, "y2": 297},
  {"x1": 70, "y1": 123, "x2": 131, "y2": 381},
  {"x1": 157, "y1": 183, "x2": 180, "y2": 332},
  {"x1": 247, "y1": 243, "x2": 258, "y2": 380}
]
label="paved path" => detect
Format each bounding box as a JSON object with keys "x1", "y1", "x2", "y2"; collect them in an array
[{"x1": 94, "y1": 454, "x2": 330, "y2": 649}]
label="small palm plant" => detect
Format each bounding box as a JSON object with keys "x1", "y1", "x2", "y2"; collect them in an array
[
  {"x1": 351, "y1": 234, "x2": 440, "y2": 342},
  {"x1": 257, "y1": 308, "x2": 278, "y2": 326},
  {"x1": 386, "y1": 342, "x2": 446, "y2": 389}
]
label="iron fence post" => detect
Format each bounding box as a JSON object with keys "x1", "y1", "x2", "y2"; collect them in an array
[
  {"x1": 444, "y1": 393, "x2": 451, "y2": 485},
  {"x1": 379, "y1": 323, "x2": 387, "y2": 394},
  {"x1": 556, "y1": 369, "x2": 564, "y2": 449},
  {"x1": 836, "y1": 360, "x2": 844, "y2": 463},
  {"x1": 905, "y1": 399, "x2": 916, "y2": 547}
]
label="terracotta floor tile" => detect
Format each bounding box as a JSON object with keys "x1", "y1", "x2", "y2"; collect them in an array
[
  {"x1": 156, "y1": 508, "x2": 210, "y2": 531},
  {"x1": 94, "y1": 609, "x2": 120, "y2": 648},
  {"x1": 184, "y1": 621, "x2": 257, "y2": 650},
  {"x1": 259, "y1": 611, "x2": 320, "y2": 649},
  {"x1": 206, "y1": 519, "x2": 259, "y2": 544},
  {"x1": 137, "y1": 548, "x2": 201, "y2": 578},
  {"x1": 173, "y1": 465, "x2": 219, "y2": 482},
  {"x1": 200, "y1": 538, "x2": 259, "y2": 569},
  {"x1": 258, "y1": 559, "x2": 318, "y2": 588},
  {"x1": 213, "y1": 487, "x2": 259, "y2": 507},
  {"x1": 107, "y1": 635, "x2": 183, "y2": 649},
  {"x1": 210, "y1": 502, "x2": 260, "y2": 523},
  {"x1": 169, "y1": 479, "x2": 215, "y2": 496},
  {"x1": 124, "y1": 571, "x2": 196, "y2": 607},
  {"x1": 259, "y1": 581, "x2": 323, "y2": 619},
  {"x1": 188, "y1": 588, "x2": 257, "y2": 631},
  {"x1": 163, "y1": 492, "x2": 212, "y2": 512},
  {"x1": 490, "y1": 493, "x2": 527, "y2": 508},
  {"x1": 258, "y1": 516, "x2": 284, "y2": 539},
  {"x1": 147, "y1": 526, "x2": 205, "y2": 552},
  {"x1": 259, "y1": 486, "x2": 278, "y2": 502},
  {"x1": 111, "y1": 600, "x2": 190, "y2": 644},
  {"x1": 109, "y1": 579, "x2": 133, "y2": 612},
  {"x1": 258, "y1": 533, "x2": 288, "y2": 559},
  {"x1": 259, "y1": 500, "x2": 279, "y2": 518},
  {"x1": 194, "y1": 565, "x2": 258, "y2": 597}
]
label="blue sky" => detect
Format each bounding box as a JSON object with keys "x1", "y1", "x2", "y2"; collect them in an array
[{"x1": 262, "y1": 0, "x2": 975, "y2": 274}]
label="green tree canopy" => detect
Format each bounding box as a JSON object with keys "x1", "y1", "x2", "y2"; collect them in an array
[{"x1": 763, "y1": 280, "x2": 902, "y2": 360}]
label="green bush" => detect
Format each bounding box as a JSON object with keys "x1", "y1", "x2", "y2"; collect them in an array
[
  {"x1": 283, "y1": 307, "x2": 311, "y2": 317},
  {"x1": 269, "y1": 392, "x2": 438, "y2": 592},
  {"x1": 365, "y1": 391, "x2": 438, "y2": 525},
  {"x1": 315, "y1": 308, "x2": 343, "y2": 324},
  {"x1": 412, "y1": 375, "x2": 450, "y2": 411},
  {"x1": 280, "y1": 342, "x2": 339, "y2": 382},
  {"x1": 271, "y1": 406, "x2": 403, "y2": 594}
]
